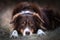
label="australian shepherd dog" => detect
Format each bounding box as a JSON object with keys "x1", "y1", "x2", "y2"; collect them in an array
[{"x1": 10, "y1": 2, "x2": 60, "y2": 38}]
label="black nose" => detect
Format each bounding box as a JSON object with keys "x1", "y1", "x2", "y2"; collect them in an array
[{"x1": 26, "y1": 32, "x2": 30, "y2": 35}]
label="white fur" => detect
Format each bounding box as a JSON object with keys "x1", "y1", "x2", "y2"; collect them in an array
[
  {"x1": 10, "y1": 30, "x2": 18, "y2": 38},
  {"x1": 37, "y1": 29, "x2": 46, "y2": 35},
  {"x1": 18, "y1": 10, "x2": 34, "y2": 14},
  {"x1": 21, "y1": 10, "x2": 33, "y2": 14},
  {"x1": 23, "y1": 27, "x2": 32, "y2": 36}
]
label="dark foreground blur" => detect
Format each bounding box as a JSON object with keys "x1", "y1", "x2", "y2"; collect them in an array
[{"x1": 0, "y1": 26, "x2": 60, "y2": 40}]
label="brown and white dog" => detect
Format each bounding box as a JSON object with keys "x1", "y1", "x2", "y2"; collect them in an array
[{"x1": 10, "y1": 2, "x2": 60, "y2": 38}]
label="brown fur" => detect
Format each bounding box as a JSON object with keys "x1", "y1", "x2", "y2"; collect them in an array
[{"x1": 10, "y1": 2, "x2": 60, "y2": 34}]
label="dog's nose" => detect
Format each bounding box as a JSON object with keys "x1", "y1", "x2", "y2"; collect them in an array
[{"x1": 25, "y1": 32, "x2": 30, "y2": 35}]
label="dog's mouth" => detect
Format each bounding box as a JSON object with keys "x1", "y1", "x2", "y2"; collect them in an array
[
  {"x1": 19, "y1": 27, "x2": 46, "y2": 36},
  {"x1": 10, "y1": 28, "x2": 46, "y2": 38},
  {"x1": 20, "y1": 27, "x2": 34, "y2": 36}
]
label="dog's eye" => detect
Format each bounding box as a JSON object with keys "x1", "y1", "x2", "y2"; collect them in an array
[
  {"x1": 21, "y1": 22, "x2": 26, "y2": 25},
  {"x1": 29, "y1": 22, "x2": 34, "y2": 26}
]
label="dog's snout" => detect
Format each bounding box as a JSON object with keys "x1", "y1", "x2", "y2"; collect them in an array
[{"x1": 25, "y1": 31, "x2": 30, "y2": 35}]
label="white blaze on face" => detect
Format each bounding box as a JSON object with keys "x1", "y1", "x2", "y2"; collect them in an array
[
  {"x1": 37, "y1": 29, "x2": 46, "y2": 35},
  {"x1": 23, "y1": 27, "x2": 33, "y2": 36}
]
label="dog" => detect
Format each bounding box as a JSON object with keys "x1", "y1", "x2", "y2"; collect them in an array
[{"x1": 10, "y1": 2, "x2": 60, "y2": 38}]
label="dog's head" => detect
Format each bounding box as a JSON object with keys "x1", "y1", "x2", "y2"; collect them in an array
[{"x1": 10, "y1": 2, "x2": 50, "y2": 36}]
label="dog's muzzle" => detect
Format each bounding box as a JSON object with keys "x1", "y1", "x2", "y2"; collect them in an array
[{"x1": 22, "y1": 27, "x2": 33, "y2": 36}]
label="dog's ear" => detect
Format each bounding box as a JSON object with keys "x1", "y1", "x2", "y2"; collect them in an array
[
  {"x1": 33, "y1": 15, "x2": 47, "y2": 30},
  {"x1": 10, "y1": 14, "x2": 22, "y2": 24}
]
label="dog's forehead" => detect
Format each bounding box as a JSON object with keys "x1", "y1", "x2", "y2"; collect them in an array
[
  {"x1": 21, "y1": 15, "x2": 34, "y2": 21},
  {"x1": 18, "y1": 16, "x2": 34, "y2": 25}
]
